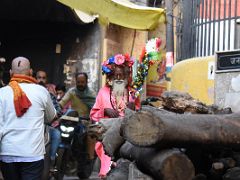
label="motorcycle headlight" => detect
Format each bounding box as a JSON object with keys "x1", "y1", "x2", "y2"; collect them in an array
[
  {"x1": 60, "y1": 125, "x2": 67, "y2": 132},
  {"x1": 61, "y1": 133, "x2": 70, "y2": 138},
  {"x1": 66, "y1": 127, "x2": 74, "y2": 132},
  {"x1": 60, "y1": 125, "x2": 74, "y2": 133}
]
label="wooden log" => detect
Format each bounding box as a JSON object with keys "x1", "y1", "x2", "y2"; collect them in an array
[
  {"x1": 209, "y1": 158, "x2": 237, "y2": 180},
  {"x1": 87, "y1": 117, "x2": 123, "y2": 141},
  {"x1": 128, "y1": 162, "x2": 153, "y2": 180},
  {"x1": 161, "y1": 91, "x2": 232, "y2": 114},
  {"x1": 100, "y1": 117, "x2": 123, "y2": 130},
  {"x1": 209, "y1": 162, "x2": 225, "y2": 180},
  {"x1": 223, "y1": 167, "x2": 240, "y2": 180},
  {"x1": 120, "y1": 142, "x2": 195, "y2": 180},
  {"x1": 207, "y1": 105, "x2": 232, "y2": 114},
  {"x1": 121, "y1": 109, "x2": 240, "y2": 147},
  {"x1": 161, "y1": 91, "x2": 209, "y2": 114},
  {"x1": 102, "y1": 119, "x2": 125, "y2": 158},
  {"x1": 106, "y1": 158, "x2": 130, "y2": 180},
  {"x1": 141, "y1": 105, "x2": 175, "y2": 115},
  {"x1": 192, "y1": 174, "x2": 207, "y2": 180},
  {"x1": 101, "y1": 109, "x2": 134, "y2": 157}
]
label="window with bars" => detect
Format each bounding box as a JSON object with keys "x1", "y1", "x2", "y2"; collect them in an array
[{"x1": 177, "y1": 0, "x2": 240, "y2": 61}]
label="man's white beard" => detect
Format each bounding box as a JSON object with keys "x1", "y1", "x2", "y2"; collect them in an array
[{"x1": 112, "y1": 80, "x2": 127, "y2": 101}]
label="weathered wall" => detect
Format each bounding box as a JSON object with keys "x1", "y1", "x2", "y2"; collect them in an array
[
  {"x1": 101, "y1": 24, "x2": 148, "y2": 89},
  {"x1": 215, "y1": 71, "x2": 240, "y2": 112},
  {"x1": 102, "y1": 24, "x2": 147, "y2": 62},
  {"x1": 171, "y1": 56, "x2": 215, "y2": 105},
  {"x1": 120, "y1": 28, "x2": 148, "y2": 60},
  {"x1": 66, "y1": 22, "x2": 101, "y2": 94}
]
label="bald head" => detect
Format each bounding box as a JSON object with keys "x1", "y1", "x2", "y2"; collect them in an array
[{"x1": 10, "y1": 57, "x2": 32, "y2": 76}]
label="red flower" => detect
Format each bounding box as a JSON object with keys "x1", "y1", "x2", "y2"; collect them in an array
[
  {"x1": 124, "y1": 53, "x2": 130, "y2": 61},
  {"x1": 124, "y1": 53, "x2": 134, "y2": 66},
  {"x1": 156, "y1": 38, "x2": 161, "y2": 48}
]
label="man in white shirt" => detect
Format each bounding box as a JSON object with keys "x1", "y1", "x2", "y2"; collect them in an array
[{"x1": 0, "y1": 57, "x2": 56, "y2": 180}]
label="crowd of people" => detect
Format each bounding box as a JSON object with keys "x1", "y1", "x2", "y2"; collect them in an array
[{"x1": 0, "y1": 54, "x2": 140, "y2": 180}]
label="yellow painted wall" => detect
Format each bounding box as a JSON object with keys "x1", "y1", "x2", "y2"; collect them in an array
[{"x1": 171, "y1": 56, "x2": 215, "y2": 105}]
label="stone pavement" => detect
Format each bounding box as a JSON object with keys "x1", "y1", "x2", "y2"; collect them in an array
[
  {"x1": 63, "y1": 171, "x2": 100, "y2": 180},
  {"x1": 63, "y1": 159, "x2": 101, "y2": 180}
]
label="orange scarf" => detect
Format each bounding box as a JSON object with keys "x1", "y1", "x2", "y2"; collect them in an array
[{"x1": 9, "y1": 74, "x2": 37, "y2": 117}]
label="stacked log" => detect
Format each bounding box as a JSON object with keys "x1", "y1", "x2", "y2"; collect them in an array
[
  {"x1": 121, "y1": 110, "x2": 240, "y2": 147},
  {"x1": 98, "y1": 91, "x2": 240, "y2": 180},
  {"x1": 128, "y1": 162, "x2": 153, "y2": 180},
  {"x1": 120, "y1": 142, "x2": 195, "y2": 180}
]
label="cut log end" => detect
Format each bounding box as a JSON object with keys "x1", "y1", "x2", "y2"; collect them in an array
[
  {"x1": 159, "y1": 152, "x2": 195, "y2": 180},
  {"x1": 123, "y1": 111, "x2": 165, "y2": 146}
]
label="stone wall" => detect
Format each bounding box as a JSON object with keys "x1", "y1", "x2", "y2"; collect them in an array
[{"x1": 65, "y1": 22, "x2": 101, "y2": 94}]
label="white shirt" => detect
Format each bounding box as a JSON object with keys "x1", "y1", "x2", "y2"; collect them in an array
[{"x1": 0, "y1": 83, "x2": 56, "y2": 159}]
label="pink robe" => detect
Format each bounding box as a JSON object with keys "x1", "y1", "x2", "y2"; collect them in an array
[{"x1": 90, "y1": 86, "x2": 139, "y2": 176}]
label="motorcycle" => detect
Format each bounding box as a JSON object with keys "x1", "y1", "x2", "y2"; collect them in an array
[
  {"x1": 71, "y1": 117, "x2": 95, "y2": 180},
  {"x1": 54, "y1": 115, "x2": 81, "y2": 180},
  {"x1": 47, "y1": 110, "x2": 96, "y2": 180}
]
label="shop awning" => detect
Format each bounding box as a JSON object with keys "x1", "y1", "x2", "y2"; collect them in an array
[
  {"x1": 74, "y1": 9, "x2": 97, "y2": 23},
  {"x1": 57, "y1": 0, "x2": 166, "y2": 30}
]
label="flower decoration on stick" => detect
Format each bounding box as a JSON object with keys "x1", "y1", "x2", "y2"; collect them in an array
[{"x1": 131, "y1": 37, "x2": 162, "y2": 97}]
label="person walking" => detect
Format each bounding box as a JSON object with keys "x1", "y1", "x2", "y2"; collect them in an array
[{"x1": 0, "y1": 57, "x2": 56, "y2": 180}]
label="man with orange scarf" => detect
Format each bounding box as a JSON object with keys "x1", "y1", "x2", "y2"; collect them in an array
[
  {"x1": 0, "y1": 57, "x2": 56, "y2": 180},
  {"x1": 90, "y1": 54, "x2": 140, "y2": 179}
]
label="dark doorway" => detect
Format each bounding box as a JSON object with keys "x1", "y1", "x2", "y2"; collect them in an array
[
  {"x1": 0, "y1": 21, "x2": 94, "y2": 85},
  {"x1": 0, "y1": 0, "x2": 93, "y2": 85}
]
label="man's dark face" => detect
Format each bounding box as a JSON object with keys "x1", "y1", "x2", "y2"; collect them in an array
[
  {"x1": 36, "y1": 71, "x2": 47, "y2": 86},
  {"x1": 76, "y1": 74, "x2": 87, "y2": 91},
  {"x1": 113, "y1": 67, "x2": 125, "y2": 81}
]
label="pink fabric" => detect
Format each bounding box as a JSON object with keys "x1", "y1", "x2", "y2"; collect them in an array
[
  {"x1": 90, "y1": 86, "x2": 139, "y2": 121},
  {"x1": 90, "y1": 86, "x2": 124, "y2": 122},
  {"x1": 95, "y1": 142, "x2": 112, "y2": 176},
  {"x1": 90, "y1": 85, "x2": 140, "y2": 176}
]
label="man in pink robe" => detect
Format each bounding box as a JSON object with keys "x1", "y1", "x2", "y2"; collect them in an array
[{"x1": 90, "y1": 54, "x2": 140, "y2": 178}]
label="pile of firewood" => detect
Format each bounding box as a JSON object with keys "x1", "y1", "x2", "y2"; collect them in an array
[{"x1": 96, "y1": 91, "x2": 240, "y2": 180}]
